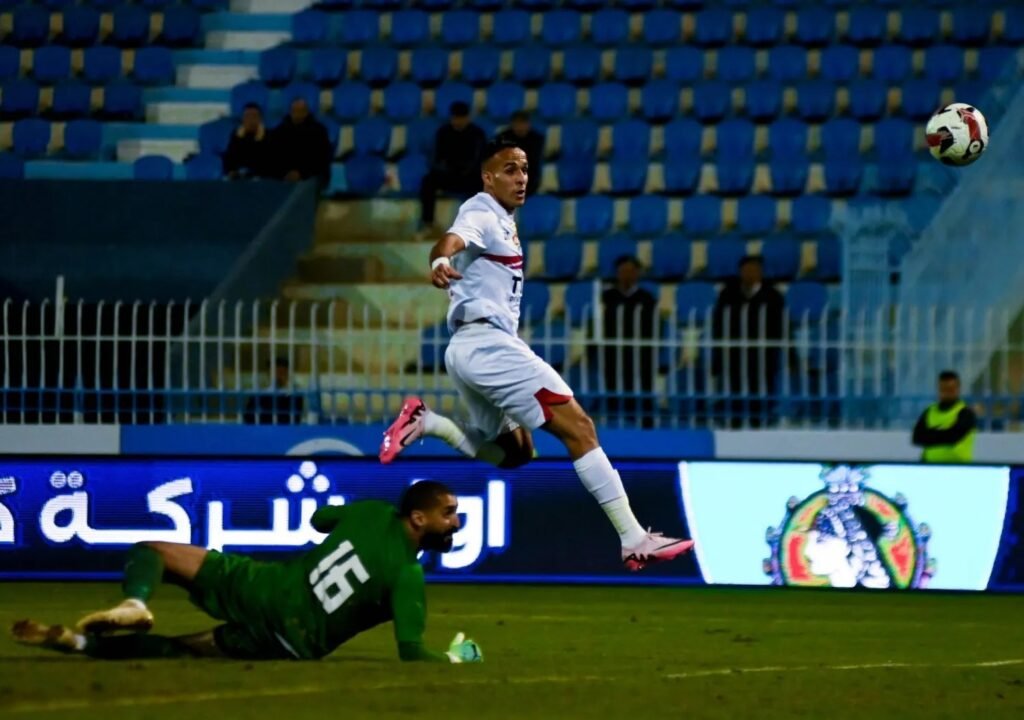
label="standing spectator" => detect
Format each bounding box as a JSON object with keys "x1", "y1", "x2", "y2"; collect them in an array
[
  {"x1": 497, "y1": 111, "x2": 544, "y2": 197},
  {"x1": 244, "y1": 357, "x2": 305, "y2": 425},
  {"x1": 602, "y1": 255, "x2": 658, "y2": 428},
  {"x1": 419, "y1": 102, "x2": 486, "y2": 232},
  {"x1": 712, "y1": 255, "x2": 785, "y2": 428},
  {"x1": 912, "y1": 370, "x2": 977, "y2": 463},
  {"x1": 271, "y1": 97, "x2": 332, "y2": 187},
  {"x1": 223, "y1": 103, "x2": 274, "y2": 179}
]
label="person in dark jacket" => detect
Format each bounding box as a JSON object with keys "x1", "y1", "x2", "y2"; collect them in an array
[
  {"x1": 712, "y1": 255, "x2": 786, "y2": 428},
  {"x1": 419, "y1": 102, "x2": 486, "y2": 230},
  {"x1": 271, "y1": 97, "x2": 333, "y2": 186},
  {"x1": 602, "y1": 256, "x2": 658, "y2": 428},
  {"x1": 496, "y1": 111, "x2": 544, "y2": 196},
  {"x1": 223, "y1": 103, "x2": 274, "y2": 179}
]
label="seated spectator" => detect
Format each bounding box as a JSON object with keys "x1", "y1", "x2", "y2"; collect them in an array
[
  {"x1": 244, "y1": 357, "x2": 304, "y2": 425},
  {"x1": 419, "y1": 102, "x2": 486, "y2": 233},
  {"x1": 271, "y1": 98, "x2": 332, "y2": 186},
  {"x1": 223, "y1": 103, "x2": 274, "y2": 179},
  {"x1": 497, "y1": 110, "x2": 544, "y2": 196}
]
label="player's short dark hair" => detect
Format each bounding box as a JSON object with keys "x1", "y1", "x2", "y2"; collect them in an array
[
  {"x1": 399, "y1": 481, "x2": 454, "y2": 517},
  {"x1": 242, "y1": 102, "x2": 263, "y2": 113},
  {"x1": 481, "y1": 137, "x2": 522, "y2": 165},
  {"x1": 939, "y1": 370, "x2": 960, "y2": 383},
  {"x1": 449, "y1": 101, "x2": 470, "y2": 117},
  {"x1": 739, "y1": 255, "x2": 764, "y2": 269},
  {"x1": 615, "y1": 254, "x2": 641, "y2": 270},
  {"x1": 511, "y1": 110, "x2": 530, "y2": 123}
]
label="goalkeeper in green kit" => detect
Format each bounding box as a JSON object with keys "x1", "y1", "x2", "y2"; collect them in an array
[{"x1": 11, "y1": 481, "x2": 483, "y2": 664}]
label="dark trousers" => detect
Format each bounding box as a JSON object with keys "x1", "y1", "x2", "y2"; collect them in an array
[{"x1": 420, "y1": 170, "x2": 480, "y2": 225}]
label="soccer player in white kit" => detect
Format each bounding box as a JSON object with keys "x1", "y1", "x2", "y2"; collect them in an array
[{"x1": 380, "y1": 139, "x2": 693, "y2": 570}]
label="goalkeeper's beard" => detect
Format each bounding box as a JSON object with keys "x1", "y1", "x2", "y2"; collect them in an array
[{"x1": 422, "y1": 530, "x2": 455, "y2": 553}]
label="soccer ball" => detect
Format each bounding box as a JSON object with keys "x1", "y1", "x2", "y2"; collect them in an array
[{"x1": 925, "y1": 103, "x2": 989, "y2": 166}]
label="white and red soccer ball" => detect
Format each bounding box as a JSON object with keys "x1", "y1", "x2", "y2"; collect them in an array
[{"x1": 925, "y1": 103, "x2": 989, "y2": 167}]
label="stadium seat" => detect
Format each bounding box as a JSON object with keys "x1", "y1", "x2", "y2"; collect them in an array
[
  {"x1": 665, "y1": 47, "x2": 704, "y2": 84},
  {"x1": 791, "y1": 196, "x2": 832, "y2": 237},
  {"x1": 133, "y1": 155, "x2": 174, "y2": 180},
  {"x1": 13, "y1": 118, "x2": 50, "y2": 158},
  {"x1": 542, "y1": 236, "x2": 583, "y2": 280},
  {"x1": 353, "y1": 117, "x2": 391, "y2": 157},
  {"x1": 110, "y1": 6, "x2": 150, "y2": 47},
  {"x1": 83, "y1": 46, "x2": 123, "y2": 85},
  {"x1": 786, "y1": 281, "x2": 828, "y2": 322},
  {"x1": 821, "y1": 118, "x2": 861, "y2": 160},
  {"x1": 769, "y1": 118, "x2": 808, "y2": 159},
  {"x1": 590, "y1": 9, "x2": 629, "y2": 47},
  {"x1": 563, "y1": 46, "x2": 601, "y2": 86},
  {"x1": 873, "y1": 118, "x2": 913, "y2": 160},
  {"x1": 597, "y1": 234, "x2": 638, "y2": 278},
  {"x1": 441, "y1": 11, "x2": 479, "y2": 47},
  {"x1": 33, "y1": 46, "x2": 71, "y2": 85},
  {"x1": 492, "y1": 9, "x2": 530, "y2": 47},
  {"x1": 769, "y1": 159, "x2": 809, "y2": 196},
  {"x1": 518, "y1": 195, "x2": 562, "y2": 239},
  {"x1": 737, "y1": 195, "x2": 776, "y2": 237},
  {"x1": 897, "y1": 8, "x2": 939, "y2": 47},
  {"x1": 390, "y1": 10, "x2": 428, "y2": 47},
  {"x1": 620, "y1": 0, "x2": 656, "y2": 9},
  {"x1": 563, "y1": 0, "x2": 602, "y2": 10},
  {"x1": 796, "y1": 81, "x2": 834, "y2": 122},
  {"x1": 744, "y1": 80, "x2": 782, "y2": 122},
  {"x1": 947, "y1": 9, "x2": 988, "y2": 47},
  {"x1": 50, "y1": 81, "x2": 92, "y2": 119},
  {"x1": 133, "y1": 47, "x2": 175, "y2": 86},
  {"x1": 0, "y1": 152, "x2": 25, "y2": 179},
  {"x1": 717, "y1": 47, "x2": 755, "y2": 84},
  {"x1": 848, "y1": 79, "x2": 887, "y2": 121},
  {"x1": 61, "y1": 6, "x2": 100, "y2": 47},
  {"x1": 675, "y1": 282, "x2": 717, "y2": 324},
  {"x1": 611, "y1": 119, "x2": 650, "y2": 160},
  {"x1": 874, "y1": 160, "x2": 915, "y2": 196},
  {"x1": 901, "y1": 79, "x2": 941, "y2": 121},
  {"x1": 359, "y1": 46, "x2": 397, "y2": 87},
  {"x1": 744, "y1": 6, "x2": 784, "y2": 47},
  {"x1": 815, "y1": 238, "x2": 841, "y2": 280},
  {"x1": 795, "y1": 7, "x2": 834, "y2": 47},
  {"x1": 484, "y1": 82, "x2": 525, "y2": 124},
  {"x1": 628, "y1": 195, "x2": 668, "y2": 237},
  {"x1": 11, "y1": 6, "x2": 49, "y2": 48},
  {"x1": 345, "y1": 154, "x2": 386, "y2": 195},
  {"x1": 340, "y1": 11, "x2": 379, "y2": 46},
  {"x1": 768, "y1": 45, "x2": 807, "y2": 84},
  {"x1": 396, "y1": 153, "x2": 427, "y2": 195},
  {"x1": 184, "y1": 153, "x2": 222, "y2": 180},
  {"x1": 560, "y1": 118, "x2": 598, "y2": 158},
  {"x1": 435, "y1": 82, "x2": 473, "y2": 116},
  {"x1": 380, "y1": 82, "x2": 419, "y2": 123},
  {"x1": 521, "y1": 282, "x2": 550, "y2": 324},
  {"x1": 0, "y1": 47, "x2": 17, "y2": 83},
  {"x1": 705, "y1": 237, "x2": 747, "y2": 279},
  {"x1": 694, "y1": 8, "x2": 732, "y2": 47},
  {"x1": 614, "y1": 47, "x2": 653, "y2": 86},
  {"x1": 100, "y1": 82, "x2": 142, "y2": 119},
  {"x1": 557, "y1": 158, "x2": 595, "y2": 195},
  {"x1": 589, "y1": 83, "x2": 628, "y2": 122},
  {"x1": 322, "y1": 117, "x2": 340, "y2": 158},
  {"x1": 198, "y1": 118, "x2": 233, "y2": 156},
  {"x1": 924, "y1": 45, "x2": 965, "y2": 84},
  {"x1": 641, "y1": 80, "x2": 679, "y2": 123},
  {"x1": 664, "y1": 119, "x2": 703, "y2": 161},
  {"x1": 978, "y1": 46, "x2": 1014, "y2": 83},
  {"x1": 716, "y1": 119, "x2": 755, "y2": 160},
  {"x1": 160, "y1": 6, "x2": 200, "y2": 47},
  {"x1": 259, "y1": 47, "x2": 296, "y2": 87},
  {"x1": 692, "y1": 82, "x2": 730, "y2": 123},
  {"x1": 307, "y1": 49, "x2": 346, "y2": 87},
  {"x1": 824, "y1": 159, "x2": 863, "y2": 196},
  {"x1": 664, "y1": 163, "x2": 700, "y2": 196},
  {"x1": 609, "y1": 159, "x2": 648, "y2": 195},
  {"x1": 846, "y1": 5, "x2": 886, "y2": 46},
  {"x1": 419, "y1": 322, "x2": 451, "y2": 372},
  {"x1": 0, "y1": 80, "x2": 39, "y2": 119},
  {"x1": 871, "y1": 45, "x2": 912, "y2": 83},
  {"x1": 410, "y1": 47, "x2": 447, "y2": 87},
  {"x1": 563, "y1": 279, "x2": 597, "y2": 322},
  {"x1": 649, "y1": 236, "x2": 692, "y2": 280},
  {"x1": 406, "y1": 118, "x2": 438, "y2": 158},
  {"x1": 332, "y1": 83, "x2": 370, "y2": 122},
  {"x1": 716, "y1": 160, "x2": 754, "y2": 196},
  {"x1": 821, "y1": 45, "x2": 859, "y2": 83},
  {"x1": 683, "y1": 195, "x2": 722, "y2": 236},
  {"x1": 643, "y1": 10, "x2": 682, "y2": 47},
  {"x1": 574, "y1": 195, "x2": 612, "y2": 237},
  {"x1": 292, "y1": 10, "x2": 328, "y2": 46},
  {"x1": 761, "y1": 236, "x2": 801, "y2": 281},
  {"x1": 542, "y1": 10, "x2": 581, "y2": 47},
  {"x1": 461, "y1": 46, "x2": 499, "y2": 87},
  {"x1": 512, "y1": 46, "x2": 551, "y2": 87},
  {"x1": 1001, "y1": 7, "x2": 1024, "y2": 45}
]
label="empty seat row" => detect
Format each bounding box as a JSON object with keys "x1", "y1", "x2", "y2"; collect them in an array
[
  {"x1": 1, "y1": 0, "x2": 225, "y2": 9},
  {"x1": 307, "y1": 0, "x2": 1016, "y2": 10},
  {"x1": 0, "y1": 117, "x2": 105, "y2": 158},
  {"x1": 0, "y1": 79, "x2": 142, "y2": 119},
  {"x1": 0, "y1": 151, "x2": 224, "y2": 180},
  {"x1": 0, "y1": 46, "x2": 176, "y2": 85},
  {"x1": 0, "y1": 5, "x2": 201, "y2": 47}
]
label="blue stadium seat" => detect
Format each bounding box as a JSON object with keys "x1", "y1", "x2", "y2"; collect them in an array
[
  {"x1": 461, "y1": 46, "x2": 499, "y2": 87},
  {"x1": 815, "y1": 238, "x2": 841, "y2": 280},
  {"x1": 716, "y1": 160, "x2": 754, "y2": 196},
  {"x1": 643, "y1": 10, "x2": 682, "y2": 47},
  {"x1": 611, "y1": 119, "x2": 650, "y2": 160},
  {"x1": 846, "y1": 5, "x2": 886, "y2": 46},
  {"x1": 574, "y1": 195, "x2": 612, "y2": 237},
  {"x1": 706, "y1": 237, "x2": 747, "y2": 280},
  {"x1": 512, "y1": 46, "x2": 551, "y2": 87},
  {"x1": 259, "y1": 47, "x2": 296, "y2": 87},
  {"x1": 383, "y1": 82, "x2": 421, "y2": 122},
  {"x1": 101, "y1": 82, "x2": 143, "y2": 120},
  {"x1": 692, "y1": 82, "x2": 730, "y2": 123},
  {"x1": 949, "y1": 9, "x2": 988, "y2": 46},
  {"x1": 563, "y1": 0, "x2": 602, "y2": 10},
  {"x1": 872, "y1": 45, "x2": 911, "y2": 83},
  {"x1": 390, "y1": 10, "x2": 428, "y2": 47},
  {"x1": 641, "y1": 80, "x2": 679, "y2": 123},
  {"x1": 359, "y1": 46, "x2": 397, "y2": 87},
  {"x1": 133, "y1": 155, "x2": 174, "y2": 180},
  {"x1": 83, "y1": 46, "x2": 123, "y2": 84},
  {"x1": 874, "y1": 160, "x2": 915, "y2": 196},
  {"x1": 560, "y1": 118, "x2": 598, "y2": 159},
  {"x1": 0, "y1": 47, "x2": 17, "y2": 82},
  {"x1": 609, "y1": 159, "x2": 647, "y2": 195},
  {"x1": 614, "y1": 47, "x2": 653, "y2": 86},
  {"x1": 61, "y1": 6, "x2": 100, "y2": 47},
  {"x1": 978, "y1": 46, "x2": 1014, "y2": 83},
  {"x1": 307, "y1": 49, "x2": 346, "y2": 87},
  {"x1": 597, "y1": 234, "x2": 639, "y2": 278},
  {"x1": 649, "y1": 236, "x2": 692, "y2": 280},
  {"x1": 563, "y1": 46, "x2": 601, "y2": 86},
  {"x1": 557, "y1": 158, "x2": 594, "y2": 195},
  {"x1": 292, "y1": 10, "x2": 328, "y2": 46},
  {"x1": 897, "y1": 7, "x2": 939, "y2": 47},
  {"x1": 821, "y1": 117, "x2": 861, "y2": 160},
  {"x1": 521, "y1": 282, "x2": 550, "y2": 324},
  {"x1": 11, "y1": 6, "x2": 49, "y2": 48},
  {"x1": 717, "y1": 46, "x2": 755, "y2": 84},
  {"x1": 518, "y1": 195, "x2": 562, "y2": 239},
  {"x1": 824, "y1": 159, "x2": 863, "y2": 196},
  {"x1": 562, "y1": 279, "x2": 596, "y2": 324},
  {"x1": 589, "y1": 83, "x2": 628, "y2": 122},
  {"x1": 353, "y1": 117, "x2": 391, "y2": 157},
  {"x1": 786, "y1": 281, "x2": 828, "y2": 322},
  {"x1": 542, "y1": 10, "x2": 581, "y2": 46},
  {"x1": 590, "y1": 9, "x2": 629, "y2": 47},
  {"x1": 716, "y1": 118, "x2": 755, "y2": 160},
  {"x1": 340, "y1": 11, "x2": 379, "y2": 46},
  {"x1": 901, "y1": 79, "x2": 940, "y2": 120},
  {"x1": 160, "y1": 6, "x2": 200, "y2": 47},
  {"x1": 694, "y1": 8, "x2": 732, "y2": 47},
  {"x1": 537, "y1": 83, "x2": 575, "y2": 122},
  {"x1": 792, "y1": 196, "x2": 831, "y2": 236},
  {"x1": 198, "y1": 117, "x2": 233, "y2": 156},
  {"x1": 0, "y1": 152, "x2": 24, "y2": 179},
  {"x1": 0, "y1": 80, "x2": 39, "y2": 119},
  {"x1": 795, "y1": 7, "x2": 834, "y2": 47},
  {"x1": 13, "y1": 118, "x2": 50, "y2": 158},
  {"x1": 50, "y1": 82, "x2": 91, "y2": 118},
  {"x1": 441, "y1": 10, "x2": 479, "y2": 47},
  {"x1": 821, "y1": 44, "x2": 859, "y2": 83},
  {"x1": 744, "y1": 6, "x2": 783, "y2": 47},
  {"x1": 737, "y1": 195, "x2": 776, "y2": 236},
  {"x1": 110, "y1": 6, "x2": 150, "y2": 47},
  {"x1": 628, "y1": 195, "x2": 668, "y2": 237},
  {"x1": 769, "y1": 159, "x2": 809, "y2": 196},
  {"x1": 1001, "y1": 7, "x2": 1024, "y2": 45},
  {"x1": 542, "y1": 236, "x2": 583, "y2": 280},
  {"x1": 665, "y1": 47, "x2": 704, "y2": 84},
  {"x1": 484, "y1": 82, "x2": 525, "y2": 124},
  {"x1": 332, "y1": 83, "x2": 369, "y2": 122},
  {"x1": 33, "y1": 46, "x2": 71, "y2": 85},
  {"x1": 796, "y1": 80, "x2": 835, "y2": 122},
  {"x1": 664, "y1": 162, "x2": 700, "y2": 196},
  {"x1": 873, "y1": 117, "x2": 913, "y2": 160},
  {"x1": 396, "y1": 153, "x2": 427, "y2": 195},
  {"x1": 768, "y1": 45, "x2": 807, "y2": 84},
  {"x1": 184, "y1": 153, "x2": 222, "y2": 180},
  {"x1": 924, "y1": 45, "x2": 965, "y2": 84},
  {"x1": 133, "y1": 47, "x2": 174, "y2": 86},
  {"x1": 848, "y1": 79, "x2": 886, "y2": 121},
  {"x1": 769, "y1": 118, "x2": 808, "y2": 159},
  {"x1": 761, "y1": 236, "x2": 801, "y2": 280},
  {"x1": 744, "y1": 80, "x2": 782, "y2": 122},
  {"x1": 676, "y1": 282, "x2": 716, "y2": 324},
  {"x1": 419, "y1": 322, "x2": 451, "y2": 372},
  {"x1": 406, "y1": 118, "x2": 438, "y2": 158},
  {"x1": 664, "y1": 118, "x2": 702, "y2": 161},
  {"x1": 620, "y1": 0, "x2": 657, "y2": 9},
  {"x1": 229, "y1": 81, "x2": 268, "y2": 116},
  {"x1": 683, "y1": 195, "x2": 722, "y2": 236},
  {"x1": 345, "y1": 154, "x2": 386, "y2": 196},
  {"x1": 492, "y1": 9, "x2": 530, "y2": 47},
  {"x1": 410, "y1": 47, "x2": 447, "y2": 87}
]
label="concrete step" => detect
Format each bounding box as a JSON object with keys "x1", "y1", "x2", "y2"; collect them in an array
[
  {"x1": 206, "y1": 30, "x2": 290, "y2": 51},
  {"x1": 117, "y1": 138, "x2": 198, "y2": 163},
  {"x1": 146, "y1": 101, "x2": 230, "y2": 125},
  {"x1": 313, "y1": 198, "x2": 464, "y2": 245},
  {"x1": 231, "y1": 0, "x2": 313, "y2": 13},
  {"x1": 177, "y1": 64, "x2": 257, "y2": 90}
]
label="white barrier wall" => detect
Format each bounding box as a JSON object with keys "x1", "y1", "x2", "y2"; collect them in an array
[{"x1": 0, "y1": 426, "x2": 120, "y2": 455}]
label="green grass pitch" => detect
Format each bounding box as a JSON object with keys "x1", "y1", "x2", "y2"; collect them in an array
[{"x1": 1, "y1": 583, "x2": 1023, "y2": 719}]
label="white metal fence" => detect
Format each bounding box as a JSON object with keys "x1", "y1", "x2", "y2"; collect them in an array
[{"x1": 1, "y1": 297, "x2": 1021, "y2": 430}]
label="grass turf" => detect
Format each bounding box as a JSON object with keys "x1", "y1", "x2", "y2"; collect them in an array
[{"x1": 1, "y1": 583, "x2": 1023, "y2": 719}]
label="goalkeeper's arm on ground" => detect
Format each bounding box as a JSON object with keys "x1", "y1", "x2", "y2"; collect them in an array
[{"x1": 392, "y1": 564, "x2": 482, "y2": 663}]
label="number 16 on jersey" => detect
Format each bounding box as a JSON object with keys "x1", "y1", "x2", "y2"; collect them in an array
[{"x1": 309, "y1": 541, "x2": 370, "y2": 614}]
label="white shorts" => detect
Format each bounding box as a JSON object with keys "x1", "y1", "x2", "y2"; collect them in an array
[{"x1": 444, "y1": 323, "x2": 574, "y2": 441}]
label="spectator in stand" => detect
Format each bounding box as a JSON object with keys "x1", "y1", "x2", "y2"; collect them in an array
[
  {"x1": 912, "y1": 370, "x2": 977, "y2": 463},
  {"x1": 223, "y1": 103, "x2": 274, "y2": 179},
  {"x1": 271, "y1": 97, "x2": 332, "y2": 187},
  {"x1": 244, "y1": 357, "x2": 305, "y2": 425},
  {"x1": 418, "y1": 102, "x2": 486, "y2": 234},
  {"x1": 496, "y1": 111, "x2": 544, "y2": 197}
]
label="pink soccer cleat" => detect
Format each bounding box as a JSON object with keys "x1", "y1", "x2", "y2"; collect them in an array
[
  {"x1": 622, "y1": 531, "x2": 695, "y2": 571},
  {"x1": 379, "y1": 396, "x2": 427, "y2": 464}
]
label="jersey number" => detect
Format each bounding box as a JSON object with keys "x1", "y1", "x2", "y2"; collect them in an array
[{"x1": 308, "y1": 540, "x2": 370, "y2": 614}]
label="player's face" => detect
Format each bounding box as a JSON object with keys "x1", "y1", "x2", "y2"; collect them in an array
[
  {"x1": 938, "y1": 378, "x2": 960, "y2": 404},
  {"x1": 483, "y1": 148, "x2": 528, "y2": 211},
  {"x1": 419, "y1": 493, "x2": 460, "y2": 553}
]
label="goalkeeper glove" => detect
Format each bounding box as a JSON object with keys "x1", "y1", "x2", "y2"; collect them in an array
[{"x1": 445, "y1": 632, "x2": 483, "y2": 664}]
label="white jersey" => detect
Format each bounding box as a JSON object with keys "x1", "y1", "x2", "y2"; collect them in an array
[{"x1": 445, "y1": 192, "x2": 524, "y2": 336}]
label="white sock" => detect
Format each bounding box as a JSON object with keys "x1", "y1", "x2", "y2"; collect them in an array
[
  {"x1": 73, "y1": 633, "x2": 87, "y2": 651},
  {"x1": 572, "y1": 448, "x2": 647, "y2": 548},
  {"x1": 423, "y1": 410, "x2": 506, "y2": 466},
  {"x1": 123, "y1": 598, "x2": 147, "y2": 610}
]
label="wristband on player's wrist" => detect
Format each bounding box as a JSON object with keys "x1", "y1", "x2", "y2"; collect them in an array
[{"x1": 431, "y1": 257, "x2": 451, "y2": 271}]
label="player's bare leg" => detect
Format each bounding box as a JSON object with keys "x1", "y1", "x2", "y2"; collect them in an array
[
  {"x1": 543, "y1": 399, "x2": 694, "y2": 571},
  {"x1": 76, "y1": 541, "x2": 208, "y2": 634},
  {"x1": 12, "y1": 620, "x2": 224, "y2": 659}
]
